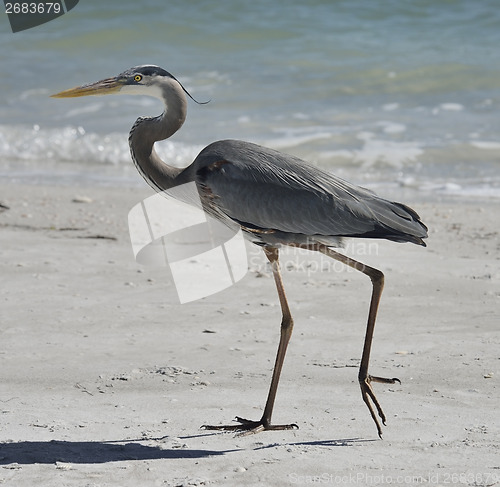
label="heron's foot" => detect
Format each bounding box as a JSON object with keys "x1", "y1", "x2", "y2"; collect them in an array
[
  {"x1": 359, "y1": 374, "x2": 401, "y2": 439},
  {"x1": 201, "y1": 416, "x2": 298, "y2": 436}
]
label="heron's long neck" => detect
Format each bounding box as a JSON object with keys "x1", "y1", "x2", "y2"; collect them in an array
[{"x1": 128, "y1": 83, "x2": 187, "y2": 192}]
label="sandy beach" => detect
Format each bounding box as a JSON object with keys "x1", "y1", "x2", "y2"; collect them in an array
[{"x1": 0, "y1": 182, "x2": 498, "y2": 486}]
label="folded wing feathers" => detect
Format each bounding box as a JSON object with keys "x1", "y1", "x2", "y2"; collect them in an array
[{"x1": 195, "y1": 140, "x2": 428, "y2": 245}]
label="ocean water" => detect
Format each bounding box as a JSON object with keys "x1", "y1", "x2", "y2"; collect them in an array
[{"x1": 1, "y1": 0, "x2": 500, "y2": 198}]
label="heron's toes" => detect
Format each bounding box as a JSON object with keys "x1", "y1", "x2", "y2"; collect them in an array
[
  {"x1": 359, "y1": 374, "x2": 401, "y2": 438},
  {"x1": 369, "y1": 375, "x2": 401, "y2": 385},
  {"x1": 201, "y1": 417, "x2": 298, "y2": 436}
]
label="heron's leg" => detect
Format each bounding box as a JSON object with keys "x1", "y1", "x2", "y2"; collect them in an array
[
  {"x1": 318, "y1": 245, "x2": 400, "y2": 438},
  {"x1": 201, "y1": 246, "x2": 298, "y2": 435}
]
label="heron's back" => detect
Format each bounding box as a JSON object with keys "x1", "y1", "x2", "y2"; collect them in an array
[{"x1": 191, "y1": 140, "x2": 428, "y2": 247}]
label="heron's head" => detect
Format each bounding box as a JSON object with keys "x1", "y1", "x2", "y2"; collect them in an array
[{"x1": 51, "y1": 65, "x2": 190, "y2": 101}]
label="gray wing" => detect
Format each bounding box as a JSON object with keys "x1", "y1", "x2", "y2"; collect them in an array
[{"x1": 192, "y1": 140, "x2": 427, "y2": 245}]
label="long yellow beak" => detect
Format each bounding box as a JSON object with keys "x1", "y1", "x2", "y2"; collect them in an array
[{"x1": 51, "y1": 77, "x2": 124, "y2": 98}]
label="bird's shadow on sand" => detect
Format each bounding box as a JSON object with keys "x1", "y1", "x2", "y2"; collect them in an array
[
  {"x1": 0, "y1": 438, "x2": 234, "y2": 464},
  {"x1": 0, "y1": 436, "x2": 371, "y2": 465}
]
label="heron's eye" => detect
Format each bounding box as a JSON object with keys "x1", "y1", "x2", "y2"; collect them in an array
[{"x1": 134, "y1": 75, "x2": 143, "y2": 82}]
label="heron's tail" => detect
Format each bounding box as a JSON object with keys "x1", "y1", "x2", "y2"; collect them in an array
[{"x1": 377, "y1": 201, "x2": 428, "y2": 246}]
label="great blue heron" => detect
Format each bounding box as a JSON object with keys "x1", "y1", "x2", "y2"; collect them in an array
[{"x1": 52, "y1": 65, "x2": 427, "y2": 438}]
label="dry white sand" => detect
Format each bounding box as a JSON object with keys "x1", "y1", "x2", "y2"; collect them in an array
[{"x1": 0, "y1": 183, "x2": 498, "y2": 486}]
